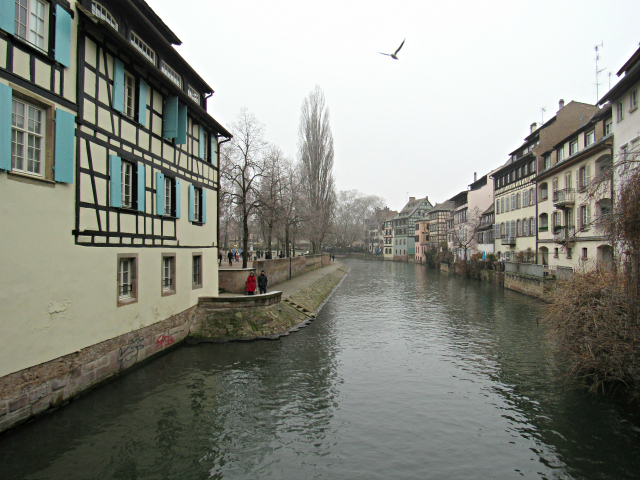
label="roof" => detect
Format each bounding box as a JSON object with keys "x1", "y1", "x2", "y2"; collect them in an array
[
  {"x1": 398, "y1": 197, "x2": 431, "y2": 217},
  {"x1": 129, "y1": 0, "x2": 182, "y2": 45},
  {"x1": 599, "y1": 46, "x2": 640, "y2": 105},
  {"x1": 429, "y1": 201, "x2": 454, "y2": 213}
]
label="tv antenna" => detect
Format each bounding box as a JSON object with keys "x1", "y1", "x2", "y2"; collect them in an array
[
  {"x1": 541, "y1": 107, "x2": 546, "y2": 124},
  {"x1": 594, "y1": 42, "x2": 605, "y2": 102}
]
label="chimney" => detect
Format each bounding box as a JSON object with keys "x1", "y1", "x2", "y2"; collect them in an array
[
  {"x1": 530, "y1": 122, "x2": 537, "y2": 133},
  {"x1": 409, "y1": 196, "x2": 415, "y2": 203},
  {"x1": 474, "y1": 172, "x2": 477, "y2": 182},
  {"x1": 558, "y1": 99, "x2": 565, "y2": 111}
]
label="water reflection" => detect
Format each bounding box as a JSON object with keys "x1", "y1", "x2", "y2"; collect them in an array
[{"x1": 1, "y1": 259, "x2": 640, "y2": 479}]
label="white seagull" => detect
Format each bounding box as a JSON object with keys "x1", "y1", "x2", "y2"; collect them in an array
[{"x1": 379, "y1": 39, "x2": 405, "y2": 60}]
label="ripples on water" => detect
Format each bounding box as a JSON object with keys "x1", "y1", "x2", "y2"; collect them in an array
[{"x1": 2, "y1": 259, "x2": 640, "y2": 480}]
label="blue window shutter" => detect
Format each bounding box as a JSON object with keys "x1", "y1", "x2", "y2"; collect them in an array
[
  {"x1": 137, "y1": 78, "x2": 147, "y2": 126},
  {"x1": 54, "y1": 109, "x2": 75, "y2": 183},
  {"x1": 202, "y1": 188, "x2": 207, "y2": 224},
  {"x1": 113, "y1": 59, "x2": 125, "y2": 112},
  {"x1": 188, "y1": 184, "x2": 194, "y2": 221},
  {"x1": 54, "y1": 5, "x2": 71, "y2": 68},
  {"x1": 156, "y1": 171, "x2": 165, "y2": 215},
  {"x1": 137, "y1": 163, "x2": 145, "y2": 212},
  {"x1": 163, "y1": 96, "x2": 178, "y2": 138},
  {"x1": 109, "y1": 155, "x2": 122, "y2": 208},
  {"x1": 198, "y1": 125, "x2": 205, "y2": 159},
  {"x1": 211, "y1": 135, "x2": 218, "y2": 166},
  {"x1": 0, "y1": 0, "x2": 13, "y2": 34},
  {"x1": 176, "y1": 105, "x2": 187, "y2": 144},
  {"x1": 175, "y1": 178, "x2": 181, "y2": 219},
  {"x1": 0, "y1": 83, "x2": 11, "y2": 171}
]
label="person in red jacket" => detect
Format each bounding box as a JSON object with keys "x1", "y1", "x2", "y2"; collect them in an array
[{"x1": 246, "y1": 271, "x2": 257, "y2": 295}]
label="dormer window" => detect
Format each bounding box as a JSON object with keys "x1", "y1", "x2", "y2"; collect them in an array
[
  {"x1": 161, "y1": 61, "x2": 182, "y2": 88},
  {"x1": 570, "y1": 139, "x2": 578, "y2": 156},
  {"x1": 91, "y1": 2, "x2": 118, "y2": 30},
  {"x1": 188, "y1": 86, "x2": 201, "y2": 104},
  {"x1": 131, "y1": 32, "x2": 156, "y2": 64}
]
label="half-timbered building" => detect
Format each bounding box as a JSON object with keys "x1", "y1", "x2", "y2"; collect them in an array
[{"x1": 0, "y1": 0, "x2": 230, "y2": 432}]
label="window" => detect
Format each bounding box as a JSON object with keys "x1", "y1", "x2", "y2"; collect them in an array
[
  {"x1": 570, "y1": 139, "x2": 578, "y2": 156},
  {"x1": 582, "y1": 248, "x2": 588, "y2": 260},
  {"x1": 579, "y1": 165, "x2": 590, "y2": 192},
  {"x1": 516, "y1": 192, "x2": 521, "y2": 209},
  {"x1": 604, "y1": 119, "x2": 612, "y2": 136},
  {"x1": 524, "y1": 219, "x2": 529, "y2": 236},
  {"x1": 552, "y1": 178, "x2": 558, "y2": 194},
  {"x1": 530, "y1": 187, "x2": 535, "y2": 204},
  {"x1": 161, "y1": 61, "x2": 182, "y2": 88},
  {"x1": 131, "y1": 32, "x2": 156, "y2": 64},
  {"x1": 517, "y1": 220, "x2": 522, "y2": 237},
  {"x1": 579, "y1": 204, "x2": 591, "y2": 230},
  {"x1": 501, "y1": 197, "x2": 505, "y2": 213},
  {"x1": 539, "y1": 213, "x2": 548, "y2": 231},
  {"x1": 585, "y1": 129, "x2": 595, "y2": 147},
  {"x1": 193, "y1": 187, "x2": 202, "y2": 222},
  {"x1": 117, "y1": 254, "x2": 138, "y2": 306},
  {"x1": 161, "y1": 254, "x2": 176, "y2": 296},
  {"x1": 567, "y1": 247, "x2": 572, "y2": 259},
  {"x1": 558, "y1": 147, "x2": 565, "y2": 162},
  {"x1": 564, "y1": 172, "x2": 571, "y2": 190},
  {"x1": 91, "y1": 2, "x2": 118, "y2": 30},
  {"x1": 12, "y1": 98, "x2": 45, "y2": 177},
  {"x1": 540, "y1": 183, "x2": 548, "y2": 201},
  {"x1": 617, "y1": 100, "x2": 624, "y2": 122},
  {"x1": 544, "y1": 155, "x2": 551, "y2": 170},
  {"x1": 530, "y1": 161, "x2": 536, "y2": 173},
  {"x1": 554, "y1": 247, "x2": 559, "y2": 258},
  {"x1": 524, "y1": 163, "x2": 528, "y2": 176},
  {"x1": 14, "y1": 0, "x2": 47, "y2": 51},
  {"x1": 121, "y1": 161, "x2": 133, "y2": 208},
  {"x1": 188, "y1": 86, "x2": 200, "y2": 104},
  {"x1": 523, "y1": 189, "x2": 529, "y2": 207},
  {"x1": 631, "y1": 89, "x2": 638, "y2": 111},
  {"x1": 164, "y1": 177, "x2": 174, "y2": 215},
  {"x1": 124, "y1": 71, "x2": 135, "y2": 118},
  {"x1": 511, "y1": 194, "x2": 516, "y2": 210}
]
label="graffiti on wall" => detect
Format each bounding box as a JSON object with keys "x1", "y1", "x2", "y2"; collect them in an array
[
  {"x1": 156, "y1": 335, "x2": 175, "y2": 348},
  {"x1": 117, "y1": 334, "x2": 144, "y2": 369}
]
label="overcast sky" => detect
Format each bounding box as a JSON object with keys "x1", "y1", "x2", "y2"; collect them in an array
[{"x1": 148, "y1": 0, "x2": 639, "y2": 210}]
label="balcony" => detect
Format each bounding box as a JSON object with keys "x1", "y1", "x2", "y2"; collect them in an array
[
  {"x1": 553, "y1": 225, "x2": 575, "y2": 243},
  {"x1": 553, "y1": 188, "x2": 575, "y2": 208},
  {"x1": 501, "y1": 235, "x2": 516, "y2": 246}
]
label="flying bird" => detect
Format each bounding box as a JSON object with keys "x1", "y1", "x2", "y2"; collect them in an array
[{"x1": 379, "y1": 39, "x2": 405, "y2": 60}]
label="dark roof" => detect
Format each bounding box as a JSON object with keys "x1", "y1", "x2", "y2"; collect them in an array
[
  {"x1": 600, "y1": 46, "x2": 640, "y2": 105},
  {"x1": 128, "y1": 0, "x2": 182, "y2": 45},
  {"x1": 429, "y1": 201, "x2": 454, "y2": 213}
]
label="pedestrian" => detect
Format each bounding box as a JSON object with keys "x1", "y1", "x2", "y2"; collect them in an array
[
  {"x1": 235, "y1": 251, "x2": 239, "y2": 261},
  {"x1": 218, "y1": 250, "x2": 222, "y2": 266},
  {"x1": 227, "y1": 250, "x2": 233, "y2": 266},
  {"x1": 257, "y1": 270, "x2": 268, "y2": 294},
  {"x1": 246, "y1": 271, "x2": 257, "y2": 295}
]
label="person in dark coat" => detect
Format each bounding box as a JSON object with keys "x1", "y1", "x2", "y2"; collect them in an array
[
  {"x1": 246, "y1": 272, "x2": 257, "y2": 295},
  {"x1": 257, "y1": 270, "x2": 268, "y2": 294},
  {"x1": 218, "y1": 251, "x2": 223, "y2": 266},
  {"x1": 227, "y1": 250, "x2": 233, "y2": 266}
]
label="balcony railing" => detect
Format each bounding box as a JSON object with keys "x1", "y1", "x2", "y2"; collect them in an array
[
  {"x1": 501, "y1": 235, "x2": 516, "y2": 245},
  {"x1": 553, "y1": 188, "x2": 575, "y2": 207},
  {"x1": 553, "y1": 225, "x2": 575, "y2": 243}
]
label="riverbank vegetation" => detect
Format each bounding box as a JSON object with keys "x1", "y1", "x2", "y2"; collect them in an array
[{"x1": 543, "y1": 156, "x2": 640, "y2": 399}]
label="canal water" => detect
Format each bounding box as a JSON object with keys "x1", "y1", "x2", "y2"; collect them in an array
[{"x1": 2, "y1": 259, "x2": 640, "y2": 479}]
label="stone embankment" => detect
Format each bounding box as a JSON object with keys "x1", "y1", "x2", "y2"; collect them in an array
[
  {"x1": 0, "y1": 262, "x2": 348, "y2": 434},
  {"x1": 190, "y1": 263, "x2": 349, "y2": 342}
]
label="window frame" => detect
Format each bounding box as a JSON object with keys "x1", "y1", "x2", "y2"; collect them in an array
[
  {"x1": 193, "y1": 186, "x2": 202, "y2": 222},
  {"x1": 91, "y1": 1, "x2": 118, "y2": 30},
  {"x1": 121, "y1": 160, "x2": 134, "y2": 209},
  {"x1": 130, "y1": 31, "x2": 156, "y2": 64},
  {"x1": 585, "y1": 129, "x2": 595, "y2": 147},
  {"x1": 14, "y1": 0, "x2": 49, "y2": 53},
  {"x1": 161, "y1": 253, "x2": 176, "y2": 296},
  {"x1": 187, "y1": 86, "x2": 201, "y2": 104},
  {"x1": 570, "y1": 139, "x2": 579, "y2": 156},
  {"x1": 164, "y1": 176, "x2": 174, "y2": 216},
  {"x1": 11, "y1": 96, "x2": 47, "y2": 178},
  {"x1": 631, "y1": 89, "x2": 638, "y2": 112},
  {"x1": 617, "y1": 100, "x2": 624, "y2": 122},
  {"x1": 117, "y1": 253, "x2": 138, "y2": 306},
  {"x1": 124, "y1": 71, "x2": 136, "y2": 119},
  {"x1": 192, "y1": 253, "x2": 203, "y2": 289},
  {"x1": 160, "y1": 60, "x2": 182, "y2": 88},
  {"x1": 557, "y1": 147, "x2": 565, "y2": 162}
]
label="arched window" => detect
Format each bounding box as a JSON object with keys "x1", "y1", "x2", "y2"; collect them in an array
[{"x1": 539, "y1": 213, "x2": 548, "y2": 230}]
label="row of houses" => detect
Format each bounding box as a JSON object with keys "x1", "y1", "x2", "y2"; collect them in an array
[
  {"x1": 368, "y1": 45, "x2": 640, "y2": 274},
  {"x1": 0, "y1": 0, "x2": 229, "y2": 426}
]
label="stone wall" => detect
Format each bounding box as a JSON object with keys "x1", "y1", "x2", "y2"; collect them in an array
[
  {"x1": 254, "y1": 254, "x2": 330, "y2": 288},
  {"x1": 219, "y1": 268, "x2": 255, "y2": 294},
  {"x1": 0, "y1": 306, "x2": 194, "y2": 433},
  {"x1": 190, "y1": 264, "x2": 349, "y2": 343},
  {"x1": 480, "y1": 269, "x2": 504, "y2": 285},
  {"x1": 504, "y1": 273, "x2": 554, "y2": 300}
]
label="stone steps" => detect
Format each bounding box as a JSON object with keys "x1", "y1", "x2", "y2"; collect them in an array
[{"x1": 282, "y1": 298, "x2": 316, "y2": 319}]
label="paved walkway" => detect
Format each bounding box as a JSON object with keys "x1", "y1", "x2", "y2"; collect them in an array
[{"x1": 219, "y1": 261, "x2": 345, "y2": 298}]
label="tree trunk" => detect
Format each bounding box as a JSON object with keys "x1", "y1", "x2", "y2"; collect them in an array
[{"x1": 242, "y1": 209, "x2": 249, "y2": 269}]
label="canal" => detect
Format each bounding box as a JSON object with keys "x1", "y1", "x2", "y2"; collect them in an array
[{"x1": 2, "y1": 259, "x2": 640, "y2": 479}]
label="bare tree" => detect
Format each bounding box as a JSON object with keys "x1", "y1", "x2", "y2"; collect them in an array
[
  {"x1": 220, "y1": 109, "x2": 266, "y2": 268},
  {"x1": 278, "y1": 158, "x2": 305, "y2": 257},
  {"x1": 449, "y1": 207, "x2": 482, "y2": 261},
  {"x1": 331, "y1": 190, "x2": 386, "y2": 250},
  {"x1": 298, "y1": 86, "x2": 336, "y2": 254},
  {"x1": 258, "y1": 145, "x2": 285, "y2": 257}
]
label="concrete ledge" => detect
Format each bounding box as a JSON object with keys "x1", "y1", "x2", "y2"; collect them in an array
[
  {"x1": 218, "y1": 268, "x2": 256, "y2": 294},
  {"x1": 198, "y1": 291, "x2": 282, "y2": 309}
]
